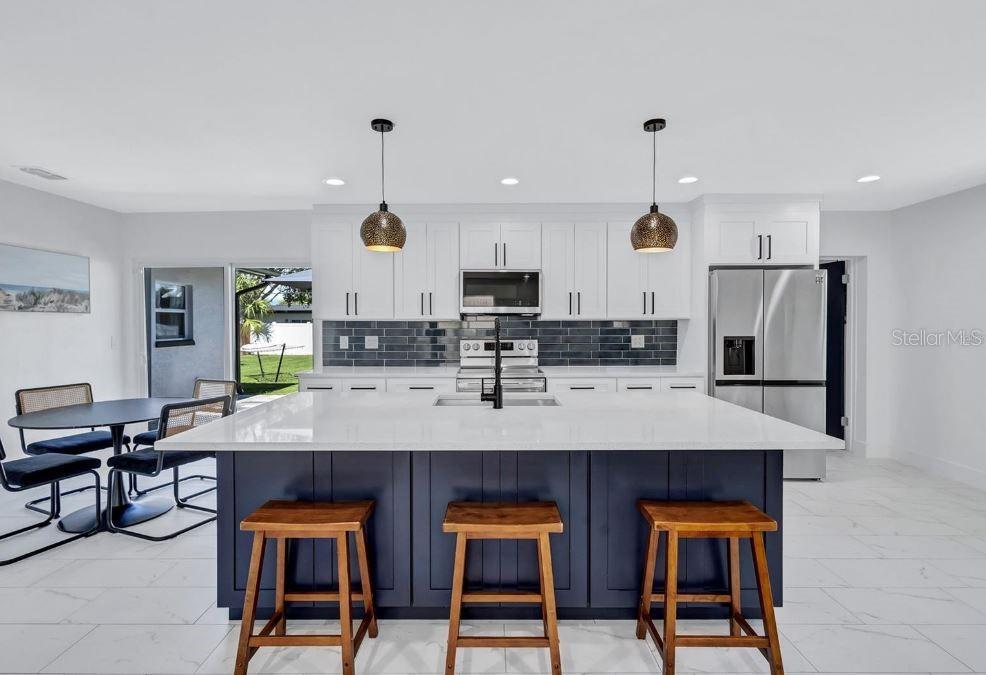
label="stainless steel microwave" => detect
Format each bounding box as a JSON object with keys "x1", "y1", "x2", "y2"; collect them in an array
[{"x1": 460, "y1": 270, "x2": 541, "y2": 315}]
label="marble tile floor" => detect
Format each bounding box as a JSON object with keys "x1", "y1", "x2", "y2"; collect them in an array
[{"x1": 1, "y1": 451, "x2": 986, "y2": 674}]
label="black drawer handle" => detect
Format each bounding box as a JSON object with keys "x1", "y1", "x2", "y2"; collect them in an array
[
  {"x1": 570, "y1": 386, "x2": 596, "y2": 390},
  {"x1": 409, "y1": 386, "x2": 435, "y2": 390},
  {"x1": 626, "y1": 386, "x2": 653, "y2": 390},
  {"x1": 350, "y1": 386, "x2": 377, "y2": 391},
  {"x1": 669, "y1": 385, "x2": 697, "y2": 389},
  {"x1": 307, "y1": 386, "x2": 335, "y2": 390}
]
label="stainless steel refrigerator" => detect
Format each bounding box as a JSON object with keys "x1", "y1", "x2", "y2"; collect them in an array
[{"x1": 709, "y1": 268, "x2": 829, "y2": 479}]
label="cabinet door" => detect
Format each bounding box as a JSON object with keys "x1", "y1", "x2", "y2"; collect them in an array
[
  {"x1": 606, "y1": 223, "x2": 649, "y2": 318},
  {"x1": 459, "y1": 223, "x2": 500, "y2": 269},
  {"x1": 541, "y1": 223, "x2": 575, "y2": 319},
  {"x1": 394, "y1": 222, "x2": 428, "y2": 319},
  {"x1": 426, "y1": 222, "x2": 460, "y2": 318},
  {"x1": 500, "y1": 222, "x2": 541, "y2": 269},
  {"x1": 646, "y1": 246, "x2": 688, "y2": 318},
  {"x1": 715, "y1": 218, "x2": 759, "y2": 263},
  {"x1": 573, "y1": 222, "x2": 607, "y2": 319},
  {"x1": 354, "y1": 244, "x2": 395, "y2": 319},
  {"x1": 312, "y1": 223, "x2": 355, "y2": 319},
  {"x1": 759, "y1": 217, "x2": 812, "y2": 264}
]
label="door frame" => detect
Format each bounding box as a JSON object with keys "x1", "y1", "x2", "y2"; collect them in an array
[{"x1": 819, "y1": 256, "x2": 865, "y2": 454}]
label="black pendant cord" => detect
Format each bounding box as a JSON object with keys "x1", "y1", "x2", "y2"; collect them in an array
[
  {"x1": 380, "y1": 129, "x2": 386, "y2": 206},
  {"x1": 651, "y1": 128, "x2": 657, "y2": 207}
]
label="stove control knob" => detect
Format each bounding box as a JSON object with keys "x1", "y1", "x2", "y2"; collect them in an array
[
  {"x1": 527, "y1": 342, "x2": 535, "y2": 350},
  {"x1": 472, "y1": 342, "x2": 481, "y2": 351},
  {"x1": 463, "y1": 343, "x2": 471, "y2": 351},
  {"x1": 518, "y1": 343, "x2": 526, "y2": 350}
]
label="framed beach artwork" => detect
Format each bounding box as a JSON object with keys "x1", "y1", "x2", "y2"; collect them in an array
[{"x1": 0, "y1": 243, "x2": 91, "y2": 313}]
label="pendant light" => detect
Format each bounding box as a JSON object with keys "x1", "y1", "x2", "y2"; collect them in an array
[
  {"x1": 630, "y1": 118, "x2": 678, "y2": 252},
  {"x1": 360, "y1": 118, "x2": 406, "y2": 252}
]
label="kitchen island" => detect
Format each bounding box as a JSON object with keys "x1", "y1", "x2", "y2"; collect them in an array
[{"x1": 157, "y1": 390, "x2": 842, "y2": 620}]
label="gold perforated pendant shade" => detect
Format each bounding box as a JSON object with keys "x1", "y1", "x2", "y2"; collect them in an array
[
  {"x1": 360, "y1": 203, "x2": 406, "y2": 252},
  {"x1": 631, "y1": 204, "x2": 678, "y2": 252}
]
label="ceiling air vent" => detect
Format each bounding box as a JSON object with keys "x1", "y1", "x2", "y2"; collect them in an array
[{"x1": 16, "y1": 166, "x2": 67, "y2": 180}]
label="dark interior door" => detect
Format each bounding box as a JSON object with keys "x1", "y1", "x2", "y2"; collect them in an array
[{"x1": 820, "y1": 261, "x2": 846, "y2": 439}]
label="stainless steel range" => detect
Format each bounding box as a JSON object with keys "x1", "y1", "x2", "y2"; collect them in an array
[{"x1": 456, "y1": 339, "x2": 546, "y2": 393}]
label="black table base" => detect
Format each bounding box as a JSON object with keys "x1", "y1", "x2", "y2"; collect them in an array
[{"x1": 57, "y1": 497, "x2": 175, "y2": 534}]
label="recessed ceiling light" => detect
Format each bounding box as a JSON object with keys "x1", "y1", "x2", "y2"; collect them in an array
[
  {"x1": 500, "y1": 177, "x2": 519, "y2": 186},
  {"x1": 856, "y1": 174, "x2": 881, "y2": 183},
  {"x1": 323, "y1": 177, "x2": 345, "y2": 186},
  {"x1": 677, "y1": 175, "x2": 699, "y2": 184}
]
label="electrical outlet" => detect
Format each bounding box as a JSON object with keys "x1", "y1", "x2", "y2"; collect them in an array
[
  {"x1": 631, "y1": 334, "x2": 645, "y2": 349},
  {"x1": 365, "y1": 335, "x2": 379, "y2": 349},
  {"x1": 339, "y1": 336, "x2": 349, "y2": 349}
]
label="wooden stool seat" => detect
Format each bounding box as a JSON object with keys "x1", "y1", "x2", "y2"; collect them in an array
[
  {"x1": 635, "y1": 499, "x2": 784, "y2": 675},
  {"x1": 443, "y1": 501, "x2": 563, "y2": 675},
  {"x1": 638, "y1": 500, "x2": 778, "y2": 535},
  {"x1": 443, "y1": 501, "x2": 563, "y2": 536},
  {"x1": 234, "y1": 500, "x2": 378, "y2": 675}
]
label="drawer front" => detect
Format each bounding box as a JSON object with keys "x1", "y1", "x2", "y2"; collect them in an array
[
  {"x1": 548, "y1": 378, "x2": 616, "y2": 393},
  {"x1": 342, "y1": 378, "x2": 387, "y2": 392},
  {"x1": 617, "y1": 378, "x2": 663, "y2": 393},
  {"x1": 299, "y1": 378, "x2": 343, "y2": 392},
  {"x1": 661, "y1": 377, "x2": 706, "y2": 393},
  {"x1": 386, "y1": 378, "x2": 456, "y2": 394}
]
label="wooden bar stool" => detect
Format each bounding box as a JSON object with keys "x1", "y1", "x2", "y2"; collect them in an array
[
  {"x1": 443, "y1": 501, "x2": 564, "y2": 675},
  {"x1": 635, "y1": 500, "x2": 783, "y2": 675},
  {"x1": 234, "y1": 500, "x2": 378, "y2": 675}
]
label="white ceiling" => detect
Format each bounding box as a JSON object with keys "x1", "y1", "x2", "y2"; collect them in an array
[{"x1": 1, "y1": 0, "x2": 985, "y2": 213}]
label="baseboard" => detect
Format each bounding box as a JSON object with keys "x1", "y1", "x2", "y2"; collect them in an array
[{"x1": 898, "y1": 450, "x2": 986, "y2": 492}]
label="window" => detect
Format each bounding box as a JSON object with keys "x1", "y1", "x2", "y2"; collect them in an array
[{"x1": 154, "y1": 282, "x2": 194, "y2": 346}]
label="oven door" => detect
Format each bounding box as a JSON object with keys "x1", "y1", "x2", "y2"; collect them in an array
[{"x1": 461, "y1": 270, "x2": 541, "y2": 314}]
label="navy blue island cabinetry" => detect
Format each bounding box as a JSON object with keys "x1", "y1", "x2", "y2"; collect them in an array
[{"x1": 215, "y1": 448, "x2": 782, "y2": 620}]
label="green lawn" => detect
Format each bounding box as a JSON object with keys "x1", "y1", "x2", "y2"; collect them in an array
[{"x1": 239, "y1": 353, "x2": 313, "y2": 395}]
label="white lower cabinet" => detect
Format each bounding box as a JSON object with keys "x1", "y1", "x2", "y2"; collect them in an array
[
  {"x1": 548, "y1": 378, "x2": 616, "y2": 393},
  {"x1": 386, "y1": 378, "x2": 456, "y2": 394},
  {"x1": 661, "y1": 377, "x2": 705, "y2": 393}
]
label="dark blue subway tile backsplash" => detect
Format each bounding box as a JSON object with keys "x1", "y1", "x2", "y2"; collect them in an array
[{"x1": 322, "y1": 318, "x2": 677, "y2": 367}]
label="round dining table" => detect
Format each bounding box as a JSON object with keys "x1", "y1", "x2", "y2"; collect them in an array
[{"x1": 8, "y1": 397, "x2": 190, "y2": 533}]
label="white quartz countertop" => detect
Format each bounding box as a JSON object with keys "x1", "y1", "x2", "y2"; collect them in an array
[
  {"x1": 297, "y1": 366, "x2": 460, "y2": 378},
  {"x1": 296, "y1": 365, "x2": 703, "y2": 379},
  {"x1": 157, "y1": 390, "x2": 843, "y2": 453}
]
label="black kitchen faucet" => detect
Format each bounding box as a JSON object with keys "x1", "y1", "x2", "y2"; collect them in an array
[{"x1": 480, "y1": 317, "x2": 504, "y2": 409}]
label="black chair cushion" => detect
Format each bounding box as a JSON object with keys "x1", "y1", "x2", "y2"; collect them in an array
[
  {"x1": 132, "y1": 430, "x2": 158, "y2": 447},
  {"x1": 107, "y1": 449, "x2": 212, "y2": 476},
  {"x1": 2, "y1": 453, "x2": 101, "y2": 488},
  {"x1": 26, "y1": 430, "x2": 132, "y2": 456}
]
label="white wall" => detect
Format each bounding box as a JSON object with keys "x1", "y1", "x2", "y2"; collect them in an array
[
  {"x1": 883, "y1": 185, "x2": 986, "y2": 487},
  {"x1": 0, "y1": 180, "x2": 127, "y2": 457}
]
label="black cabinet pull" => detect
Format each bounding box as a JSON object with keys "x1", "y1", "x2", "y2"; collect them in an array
[
  {"x1": 503, "y1": 242, "x2": 507, "y2": 267},
  {"x1": 420, "y1": 291, "x2": 424, "y2": 315},
  {"x1": 577, "y1": 291, "x2": 581, "y2": 315},
  {"x1": 650, "y1": 291, "x2": 655, "y2": 315},
  {"x1": 767, "y1": 234, "x2": 773, "y2": 260},
  {"x1": 568, "y1": 292, "x2": 572, "y2": 315},
  {"x1": 429, "y1": 291, "x2": 433, "y2": 315},
  {"x1": 350, "y1": 386, "x2": 376, "y2": 391},
  {"x1": 354, "y1": 292, "x2": 359, "y2": 315},
  {"x1": 345, "y1": 292, "x2": 350, "y2": 316},
  {"x1": 642, "y1": 291, "x2": 646, "y2": 314},
  {"x1": 757, "y1": 234, "x2": 763, "y2": 260},
  {"x1": 626, "y1": 385, "x2": 653, "y2": 390},
  {"x1": 669, "y1": 385, "x2": 697, "y2": 389},
  {"x1": 494, "y1": 242, "x2": 498, "y2": 267},
  {"x1": 570, "y1": 386, "x2": 595, "y2": 390},
  {"x1": 308, "y1": 386, "x2": 335, "y2": 390},
  {"x1": 409, "y1": 386, "x2": 435, "y2": 390}
]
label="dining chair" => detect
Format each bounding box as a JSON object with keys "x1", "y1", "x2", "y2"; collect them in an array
[
  {"x1": 106, "y1": 395, "x2": 231, "y2": 541},
  {"x1": 129, "y1": 378, "x2": 236, "y2": 499},
  {"x1": 0, "y1": 435, "x2": 102, "y2": 565},
  {"x1": 14, "y1": 382, "x2": 128, "y2": 516}
]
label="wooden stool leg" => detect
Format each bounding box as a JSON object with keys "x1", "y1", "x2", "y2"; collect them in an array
[
  {"x1": 355, "y1": 526, "x2": 378, "y2": 638},
  {"x1": 275, "y1": 537, "x2": 287, "y2": 636},
  {"x1": 636, "y1": 528, "x2": 659, "y2": 639},
  {"x1": 234, "y1": 531, "x2": 266, "y2": 675},
  {"x1": 752, "y1": 533, "x2": 784, "y2": 675},
  {"x1": 445, "y1": 533, "x2": 467, "y2": 675},
  {"x1": 662, "y1": 531, "x2": 679, "y2": 675},
  {"x1": 338, "y1": 533, "x2": 355, "y2": 675},
  {"x1": 729, "y1": 537, "x2": 741, "y2": 637},
  {"x1": 537, "y1": 533, "x2": 562, "y2": 675}
]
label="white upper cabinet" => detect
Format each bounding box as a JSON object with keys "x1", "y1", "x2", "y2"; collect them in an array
[
  {"x1": 395, "y1": 222, "x2": 459, "y2": 319},
  {"x1": 312, "y1": 222, "x2": 394, "y2": 320},
  {"x1": 460, "y1": 222, "x2": 541, "y2": 269},
  {"x1": 542, "y1": 222, "x2": 607, "y2": 319},
  {"x1": 606, "y1": 221, "x2": 690, "y2": 319},
  {"x1": 707, "y1": 204, "x2": 819, "y2": 266}
]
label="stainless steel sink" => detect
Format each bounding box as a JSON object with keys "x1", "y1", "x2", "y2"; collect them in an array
[{"x1": 434, "y1": 394, "x2": 561, "y2": 407}]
